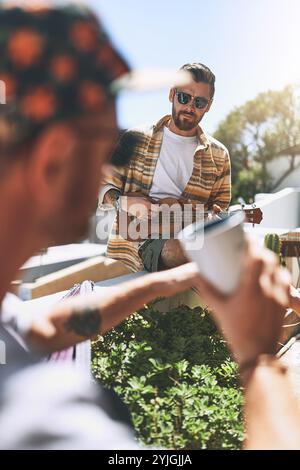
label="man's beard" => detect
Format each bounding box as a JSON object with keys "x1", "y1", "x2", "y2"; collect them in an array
[{"x1": 172, "y1": 108, "x2": 200, "y2": 131}]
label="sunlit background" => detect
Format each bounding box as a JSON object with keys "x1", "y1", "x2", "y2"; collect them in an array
[{"x1": 86, "y1": 0, "x2": 300, "y2": 134}]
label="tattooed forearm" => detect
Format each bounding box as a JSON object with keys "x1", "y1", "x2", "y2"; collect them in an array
[
  {"x1": 64, "y1": 307, "x2": 101, "y2": 337},
  {"x1": 103, "y1": 189, "x2": 121, "y2": 210}
]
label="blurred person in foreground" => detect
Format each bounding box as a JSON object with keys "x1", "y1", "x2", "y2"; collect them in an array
[{"x1": 0, "y1": 1, "x2": 299, "y2": 451}]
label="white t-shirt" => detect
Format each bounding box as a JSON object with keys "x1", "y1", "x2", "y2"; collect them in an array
[{"x1": 149, "y1": 126, "x2": 197, "y2": 200}]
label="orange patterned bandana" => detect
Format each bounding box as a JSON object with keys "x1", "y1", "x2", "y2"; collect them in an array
[{"x1": 0, "y1": 2, "x2": 130, "y2": 145}]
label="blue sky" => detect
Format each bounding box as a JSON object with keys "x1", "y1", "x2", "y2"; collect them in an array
[{"x1": 86, "y1": 0, "x2": 300, "y2": 134}]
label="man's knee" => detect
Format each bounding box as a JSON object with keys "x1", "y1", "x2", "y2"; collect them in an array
[{"x1": 160, "y1": 239, "x2": 188, "y2": 269}]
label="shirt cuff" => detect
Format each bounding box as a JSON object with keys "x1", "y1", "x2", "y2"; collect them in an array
[{"x1": 98, "y1": 185, "x2": 121, "y2": 208}]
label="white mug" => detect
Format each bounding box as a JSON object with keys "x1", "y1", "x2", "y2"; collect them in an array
[{"x1": 179, "y1": 211, "x2": 246, "y2": 295}]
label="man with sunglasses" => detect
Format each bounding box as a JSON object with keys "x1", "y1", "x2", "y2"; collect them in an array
[{"x1": 101, "y1": 63, "x2": 231, "y2": 272}]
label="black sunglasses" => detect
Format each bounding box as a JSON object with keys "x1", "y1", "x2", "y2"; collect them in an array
[{"x1": 174, "y1": 90, "x2": 209, "y2": 109}]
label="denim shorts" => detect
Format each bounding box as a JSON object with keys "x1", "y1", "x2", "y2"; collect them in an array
[{"x1": 138, "y1": 239, "x2": 167, "y2": 272}]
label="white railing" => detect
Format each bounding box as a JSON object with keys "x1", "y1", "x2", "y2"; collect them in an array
[{"x1": 253, "y1": 188, "x2": 300, "y2": 229}]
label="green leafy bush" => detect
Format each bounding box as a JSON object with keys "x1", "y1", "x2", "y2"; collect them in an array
[{"x1": 92, "y1": 303, "x2": 244, "y2": 449}]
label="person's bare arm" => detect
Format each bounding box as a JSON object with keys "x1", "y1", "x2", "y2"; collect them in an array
[
  {"x1": 194, "y1": 239, "x2": 300, "y2": 449},
  {"x1": 26, "y1": 262, "x2": 199, "y2": 354},
  {"x1": 243, "y1": 356, "x2": 300, "y2": 449}
]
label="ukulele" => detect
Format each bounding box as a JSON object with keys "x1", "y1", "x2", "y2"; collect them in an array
[{"x1": 117, "y1": 192, "x2": 263, "y2": 241}]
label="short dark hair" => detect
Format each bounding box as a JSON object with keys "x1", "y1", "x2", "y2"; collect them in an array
[{"x1": 180, "y1": 63, "x2": 215, "y2": 99}]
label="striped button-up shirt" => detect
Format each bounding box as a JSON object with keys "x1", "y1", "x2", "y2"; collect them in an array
[{"x1": 100, "y1": 115, "x2": 231, "y2": 272}]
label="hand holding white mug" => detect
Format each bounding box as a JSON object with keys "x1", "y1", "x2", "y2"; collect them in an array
[{"x1": 193, "y1": 238, "x2": 291, "y2": 372}]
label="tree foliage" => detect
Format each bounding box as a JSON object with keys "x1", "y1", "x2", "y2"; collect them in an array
[{"x1": 214, "y1": 84, "x2": 300, "y2": 203}]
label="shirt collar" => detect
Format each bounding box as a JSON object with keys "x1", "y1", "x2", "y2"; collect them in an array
[
  {"x1": 153, "y1": 115, "x2": 218, "y2": 172},
  {"x1": 153, "y1": 115, "x2": 210, "y2": 151}
]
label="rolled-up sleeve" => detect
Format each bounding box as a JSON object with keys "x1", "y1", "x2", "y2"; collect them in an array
[{"x1": 98, "y1": 129, "x2": 137, "y2": 207}]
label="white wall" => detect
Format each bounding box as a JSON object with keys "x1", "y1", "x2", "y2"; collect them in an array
[
  {"x1": 267, "y1": 155, "x2": 300, "y2": 191},
  {"x1": 254, "y1": 188, "x2": 300, "y2": 229}
]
